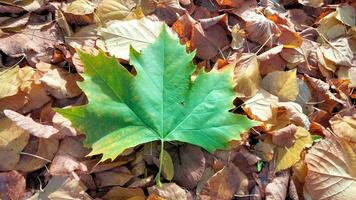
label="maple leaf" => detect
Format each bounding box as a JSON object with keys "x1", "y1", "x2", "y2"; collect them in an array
[{"x1": 56, "y1": 25, "x2": 256, "y2": 164}]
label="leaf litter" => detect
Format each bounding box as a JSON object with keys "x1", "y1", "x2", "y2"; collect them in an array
[{"x1": 0, "y1": 0, "x2": 355, "y2": 199}]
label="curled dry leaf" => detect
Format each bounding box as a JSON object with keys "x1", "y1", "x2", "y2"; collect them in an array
[
  {"x1": 274, "y1": 127, "x2": 313, "y2": 172},
  {"x1": 148, "y1": 183, "x2": 187, "y2": 200},
  {"x1": 262, "y1": 69, "x2": 299, "y2": 101},
  {"x1": 0, "y1": 117, "x2": 29, "y2": 171},
  {"x1": 4, "y1": 109, "x2": 59, "y2": 138},
  {"x1": 305, "y1": 138, "x2": 356, "y2": 200},
  {"x1": 0, "y1": 170, "x2": 26, "y2": 200}
]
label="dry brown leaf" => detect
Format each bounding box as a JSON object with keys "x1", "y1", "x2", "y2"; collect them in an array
[
  {"x1": 16, "y1": 137, "x2": 59, "y2": 172},
  {"x1": 0, "y1": 170, "x2": 26, "y2": 200},
  {"x1": 199, "y1": 164, "x2": 248, "y2": 200},
  {"x1": 305, "y1": 138, "x2": 356, "y2": 200},
  {"x1": 4, "y1": 109, "x2": 59, "y2": 138},
  {"x1": 271, "y1": 124, "x2": 297, "y2": 148},
  {"x1": 172, "y1": 144, "x2": 205, "y2": 189},
  {"x1": 103, "y1": 186, "x2": 146, "y2": 200},
  {"x1": 262, "y1": 69, "x2": 299, "y2": 101},
  {"x1": 94, "y1": 167, "x2": 133, "y2": 187},
  {"x1": 0, "y1": 22, "x2": 63, "y2": 59},
  {"x1": 320, "y1": 38, "x2": 353, "y2": 67},
  {"x1": 50, "y1": 137, "x2": 91, "y2": 176},
  {"x1": 96, "y1": 0, "x2": 144, "y2": 22},
  {"x1": 257, "y1": 45, "x2": 286, "y2": 75},
  {"x1": 232, "y1": 54, "x2": 261, "y2": 98},
  {"x1": 335, "y1": 4, "x2": 356, "y2": 27},
  {"x1": 28, "y1": 175, "x2": 92, "y2": 200},
  {"x1": 317, "y1": 11, "x2": 346, "y2": 41},
  {"x1": 265, "y1": 170, "x2": 290, "y2": 200},
  {"x1": 40, "y1": 68, "x2": 82, "y2": 99},
  {"x1": 63, "y1": 0, "x2": 96, "y2": 16},
  {"x1": 243, "y1": 11, "x2": 281, "y2": 47},
  {"x1": 0, "y1": 117, "x2": 29, "y2": 171},
  {"x1": 191, "y1": 21, "x2": 229, "y2": 60},
  {"x1": 148, "y1": 183, "x2": 187, "y2": 200},
  {"x1": 330, "y1": 109, "x2": 356, "y2": 143}
]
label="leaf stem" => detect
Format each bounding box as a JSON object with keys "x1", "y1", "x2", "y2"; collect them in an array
[{"x1": 155, "y1": 140, "x2": 164, "y2": 187}]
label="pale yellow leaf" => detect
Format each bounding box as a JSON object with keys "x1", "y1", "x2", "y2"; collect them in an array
[
  {"x1": 330, "y1": 115, "x2": 356, "y2": 143},
  {"x1": 262, "y1": 69, "x2": 299, "y2": 101},
  {"x1": 305, "y1": 138, "x2": 356, "y2": 200},
  {"x1": 162, "y1": 150, "x2": 174, "y2": 181},
  {"x1": 336, "y1": 4, "x2": 356, "y2": 27},
  {"x1": 96, "y1": 0, "x2": 144, "y2": 22},
  {"x1": 320, "y1": 38, "x2": 353, "y2": 67},
  {"x1": 99, "y1": 18, "x2": 164, "y2": 59},
  {"x1": 0, "y1": 66, "x2": 20, "y2": 99},
  {"x1": 317, "y1": 12, "x2": 347, "y2": 41},
  {"x1": 243, "y1": 89, "x2": 279, "y2": 121}
]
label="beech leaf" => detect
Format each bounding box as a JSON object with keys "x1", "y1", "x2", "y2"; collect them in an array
[{"x1": 56, "y1": 25, "x2": 257, "y2": 162}]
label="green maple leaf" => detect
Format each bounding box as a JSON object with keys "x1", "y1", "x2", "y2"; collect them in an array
[{"x1": 56, "y1": 25, "x2": 257, "y2": 164}]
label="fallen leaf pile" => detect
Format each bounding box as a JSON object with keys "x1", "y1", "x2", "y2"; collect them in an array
[{"x1": 0, "y1": 0, "x2": 355, "y2": 199}]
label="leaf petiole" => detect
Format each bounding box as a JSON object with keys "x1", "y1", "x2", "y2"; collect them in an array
[{"x1": 155, "y1": 140, "x2": 165, "y2": 187}]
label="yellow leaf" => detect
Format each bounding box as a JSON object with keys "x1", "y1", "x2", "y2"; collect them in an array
[
  {"x1": 233, "y1": 54, "x2": 261, "y2": 99},
  {"x1": 0, "y1": 66, "x2": 20, "y2": 99},
  {"x1": 243, "y1": 89, "x2": 279, "y2": 121},
  {"x1": 275, "y1": 127, "x2": 312, "y2": 172},
  {"x1": 162, "y1": 150, "x2": 174, "y2": 181},
  {"x1": 262, "y1": 69, "x2": 299, "y2": 101}
]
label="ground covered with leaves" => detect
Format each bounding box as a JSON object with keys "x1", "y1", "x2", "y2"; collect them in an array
[{"x1": 0, "y1": 0, "x2": 355, "y2": 199}]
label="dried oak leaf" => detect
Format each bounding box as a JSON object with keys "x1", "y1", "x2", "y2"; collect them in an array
[{"x1": 305, "y1": 138, "x2": 356, "y2": 200}]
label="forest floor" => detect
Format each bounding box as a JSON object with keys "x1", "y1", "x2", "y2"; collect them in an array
[{"x1": 0, "y1": 0, "x2": 355, "y2": 199}]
